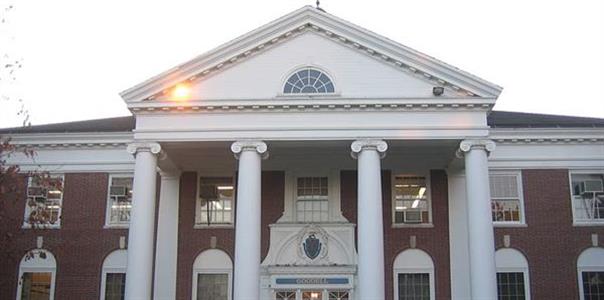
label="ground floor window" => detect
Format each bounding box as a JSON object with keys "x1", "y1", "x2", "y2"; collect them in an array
[
  {"x1": 581, "y1": 272, "x2": 604, "y2": 300},
  {"x1": 20, "y1": 272, "x2": 52, "y2": 300},
  {"x1": 104, "y1": 273, "x2": 125, "y2": 300},
  {"x1": 497, "y1": 272, "x2": 526, "y2": 300},
  {"x1": 196, "y1": 274, "x2": 229, "y2": 300},
  {"x1": 17, "y1": 249, "x2": 56, "y2": 300},
  {"x1": 398, "y1": 273, "x2": 430, "y2": 300},
  {"x1": 275, "y1": 291, "x2": 296, "y2": 300}
]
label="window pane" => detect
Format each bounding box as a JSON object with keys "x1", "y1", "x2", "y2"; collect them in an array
[
  {"x1": 21, "y1": 272, "x2": 52, "y2": 300},
  {"x1": 398, "y1": 273, "x2": 430, "y2": 300},
  {"x1": 276, "y1": 291, "x2": 296, "y2": 300},
  {"x1": 25, "y1": 176, "x2": 63, "y2": 226},
  {"x1": 105, "y1": 273, "x2": 125, "y2": 300},
  {"x1": 490, "y1": 174, "x2": 523, "y2": 222},
  {"x1": 582, "y1": 272, "x2": 604, "y2": 300},
  {"x1": 571, "y1": 173, "x2": 604, "y2": 221},
  {"x1": 393, "y1": 176, "x2": 429, "y2": 224},
  {"x1": 497, "y1": 272, "x2": 526, "y2": 300},
  {"x1": 197, "y1": 274, "x2": 229, "y2": 300},
  {"x1": 197, "y1": 177, "x2": 234, "y2": 225},
  {"x1": 109, "y1": 177, "x2": 133, "y2": 225},
  {"x1": 283, "y1": 68, "x2": 334, "y2": 94}
]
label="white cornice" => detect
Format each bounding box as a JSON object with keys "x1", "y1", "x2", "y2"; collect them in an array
[
  {"x1": 7, "y1": 132, "x2": 133, "y2": 149},
  {"x1": 128, "y1": 98, "x2": 496, "y2": 114},
  {"x1": 120, "y1": 6, "x2": 502, "y2": 103},
  {"x1": 490, "y1": 128, "x2": 604, "y2": 144}
]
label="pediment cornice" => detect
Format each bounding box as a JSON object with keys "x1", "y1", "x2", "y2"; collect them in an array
[{"x1": 120, "y1": 6, "x2": 502, "y2": 104}]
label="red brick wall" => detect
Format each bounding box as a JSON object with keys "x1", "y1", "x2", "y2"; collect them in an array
[
  {"x1": 495, "y1": 169, "x2": 604, "y2": 300},
  {"x1": 175, "y1": 171, "x2": 284, "y2": 299},
  {"x1": 0, "y1": 173, "x2": 127, "y2": 299},
  {"x1": 340, "y1": 169, "x2": 451, "y2": 300}
]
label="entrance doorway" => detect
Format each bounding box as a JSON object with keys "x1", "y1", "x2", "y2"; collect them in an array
[{"x1": 275, "y1": 290, "x2": 350, "y2": 300}]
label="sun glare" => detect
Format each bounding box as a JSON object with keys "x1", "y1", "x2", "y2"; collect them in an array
[{"x1": 172, "y1": 84, "x2": 191, "y2": 100}]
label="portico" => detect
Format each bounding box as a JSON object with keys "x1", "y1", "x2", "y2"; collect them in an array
[{"x1": 117, "y1": 6, "x2": 503, "y2": 299}]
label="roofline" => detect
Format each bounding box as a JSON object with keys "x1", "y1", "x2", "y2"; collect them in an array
[{"x1": 120, "y1": 6, "x2": 503, "y2": 102}]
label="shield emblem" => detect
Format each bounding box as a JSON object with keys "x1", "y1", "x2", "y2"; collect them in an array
[{"x1": 303, "y1": 234, "x2": 322, "y2": 260}]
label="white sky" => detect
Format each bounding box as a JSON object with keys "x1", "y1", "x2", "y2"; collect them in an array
[{"x1": 1, "y1": 0, "x2": 603, "y2": 128}]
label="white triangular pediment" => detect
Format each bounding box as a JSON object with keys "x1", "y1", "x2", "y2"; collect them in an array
[{"x1": 121, "y1": 6, "x2": 502, "y2": 104}]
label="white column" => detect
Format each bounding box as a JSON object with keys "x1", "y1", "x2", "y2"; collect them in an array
[
  {"x1": 231, "y1": 141, "x2": 268, "y2": 300},
  {"x1": 458, "y1": 139, "x2": 497, "y2": 300},
  {"x1": 153, "y1": 171, "x2": 181, "y2": 300},
  {"x1": 125, "y1": 142, "x2": 161, "y2": 300},
  {"x1": 351, "y1": 139, "x2": 387, "y2": 300}
]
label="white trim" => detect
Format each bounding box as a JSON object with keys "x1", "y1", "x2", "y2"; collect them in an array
[
  {"x1": 489, "y1": 170, "x2": 526, "y2": 226},
  {"x1": 569, "y1": 170, "x2": 604, "y2": 226},
  {"x1": 495, "y1": 248, "x2": 531, "y2": 300},
  {"x1": 393, "y1": 249, "x2": 436, "y2": 300},
  {"x1": 194, "y1": 173, "x2": 236, "y2": 228},
  {"x1": 99, "y1": 249, "x2": 127, "y2": 300},
  {"x1": 191, "y1": 249, "x2": 233, "y2": 300},
  {"x1": 104, "y1": 174, "x2": 134, "y2": 229},
  {"x1": 279, "y1": 169, "x2": 345, "y2": 223},
  {"x1": 16, "y1": 249, "x2": 57, "y2": 300},
  {"x1": 577, "y1": 247, "x2": 604, "y2": 300},
  {"x1": 390, "y1": 171, "x2": 433, "y2": 227}
]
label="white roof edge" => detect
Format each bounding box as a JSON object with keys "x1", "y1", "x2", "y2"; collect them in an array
[{"x1": 120, "y1": 6, "x2": 503, "y2": 102}]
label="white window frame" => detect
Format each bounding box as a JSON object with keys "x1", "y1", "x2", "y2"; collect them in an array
[
  {"x1": 495, "y1": 248, "x2": 531, "y2": 300},
  {"x1": 576, "y1": 247, "x2": 604, "y2": 300},
  {"x1": 105, "y1": 174, "x2": 134, "y2": 228},
  {"x1": 279, "y1": 169, "x2": 345, "y2": 224},
  {"x1": 16, "y1": 249, "x2": 57, "y2": 300},
  {"x1": 490, "y1": 170, "x2": 526, "y2": 227},
  {"x1": 99, "y1": 250, "x2": 127, "y2": 300},
  {"x1": 23, "y1": 174, "x2": 65, "y2": 229},
  {"x1": 391, "y1": 172, "x2": 433, "y2": 228},
  {"x1": 191, "y1": 249, "x2": 233, "y2": 300},
  {"x1": 393, "y1": 269, "x2": 435, "y2": 300},
  {"x1": 194, "y1": 173, "x2": 236, "y2": 229},
  {"x1": 569, "y1": 170, "x2": 604, "y2": 226}
]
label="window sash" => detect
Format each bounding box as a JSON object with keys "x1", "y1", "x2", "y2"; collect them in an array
[
  {"x1": 104, "y1": 273, "x2": 125, "y2": 300},
  {"x1": 393, "y1": 175, "x2": 430, "y2": 225},
  {"x1": 571, "y1": 173, "x2": 604, "y2": 222},
  {"x1": 107, "y1": 177, "x2": 133, "y2": 225},
  {"x1": 196, "y1": 177, "x2": 234, "y2": 225},
  {"x1": 490, "y1": 173, "x2": 524, "y2": 223},
  {"x1": 398, "y1": 273, "x2": 431, "y2": 300},
  {"x1": 496, "y1": 272, "x2": 526, "y2": 300},
  {"x1": 296, "y1": 177, "x2": 329, "y2": 222},
  {"x1": 196, "y1": 274, "x2": 229, "y2": 300},
  {"x1": 581, "y1": 271, "x2": 604, "y2": 300},
  {"x1": 21, "y1": 272, "x2": 52, "y2": 300}
]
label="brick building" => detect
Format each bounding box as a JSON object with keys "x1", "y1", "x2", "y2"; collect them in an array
[{"x1": 1, "y1": 6, "x2": 604, "y2": 300}]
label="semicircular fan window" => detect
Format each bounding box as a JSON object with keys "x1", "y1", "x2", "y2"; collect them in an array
[{"x1": 283, "y1": 68, "x2": 335, "y2": 94}]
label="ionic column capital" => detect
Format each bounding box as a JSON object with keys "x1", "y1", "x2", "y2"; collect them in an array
[
  {"x1": 351, "y1": 139, "x2": 388, "y2": 159},
  {"x1": 230, "y1": 140, "x2": 268, "y2": 159},
  {"x1": 127, "y1": 142, "x2": 162, "y2": 156},
  {"x1": 456, "y1": 139, "x2": 496, "y2": 158}
]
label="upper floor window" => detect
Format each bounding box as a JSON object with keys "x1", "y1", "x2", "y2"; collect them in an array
[
  {"x1": 296, "y1": 177, "x2": 329, "y2": 222},
  {"x1": 106, "y1": 175, "x2": 133, "y2": 227},
  {"x1": 570, "y1": 172, "x2": 604, "y2": 224},
  {"x1": 24, "y1": 175, "x2": 64, "y2": 228},
  {"x1": 490, "y1": 172, "x2": 525, "y2": 225},
  {"x1": 196, "y1": 177, "x2": 234, "y2": 226},
  {"x1": 283, "y1": 68, "x2": 334, "y2": 94},
  {"x1": 393, "y1": 175, "x2": 430, "y2": 225}
]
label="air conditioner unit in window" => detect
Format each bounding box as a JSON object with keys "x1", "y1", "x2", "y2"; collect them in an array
[
  {"x1": 110, "y1": 186, "x2": 127, "y2": 196},
  {"x1": 580, "y1": 180, "x2": 604, "y2": 194},
  {"x1": 27, "y1": 187, "x2": 45, "y2": 197},
  {"x1": 404, "y1": 211, "x2": 422, "y2": 223}
]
